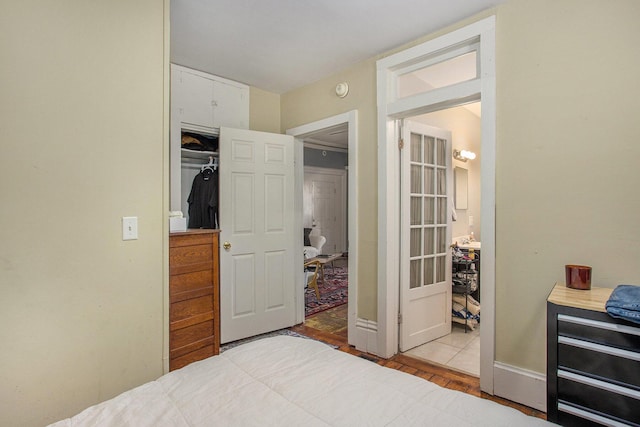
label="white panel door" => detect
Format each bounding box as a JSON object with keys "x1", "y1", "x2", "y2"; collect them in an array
[
  {"x1": 219, "y1": 127, "x2": 296, "y2": 343},
  {"x1": 303, "y1": 170, "x2": 345, "y2": 254},
  {"x1": 399, "y1": 121, "x2": 453, "y2": 352}
]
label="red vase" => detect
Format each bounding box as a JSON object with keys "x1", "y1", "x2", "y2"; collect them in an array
[{"x1": 565, "y1": 265, "x2": 592, "y2": 290}]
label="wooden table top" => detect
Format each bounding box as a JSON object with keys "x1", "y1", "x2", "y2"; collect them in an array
[
  {"x1": 547, "y1": 282, "x2": 613, "y2": 313},
  {"x1": 309, "y1": 253, "x2": 343, "y2": 264}
]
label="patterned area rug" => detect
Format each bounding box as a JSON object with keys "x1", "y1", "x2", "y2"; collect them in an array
[{"x1": 306, "y1": 265, "x2": 348, "y2": 317}]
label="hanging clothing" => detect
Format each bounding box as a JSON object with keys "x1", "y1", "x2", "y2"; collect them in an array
[{"x1": 188, "y1": 168, "x2": 218, "y2": 229}]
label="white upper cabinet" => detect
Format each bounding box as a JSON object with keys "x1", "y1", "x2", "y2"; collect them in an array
[
  {"x1": 171, "y1": 64, "x2": 249, "y2": 133},
  {"x1": 212, "y1": 80, "x2": 249, "y2": 130}
]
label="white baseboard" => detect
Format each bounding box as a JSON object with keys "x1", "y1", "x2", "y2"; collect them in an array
[
  {"x1": 352, "y1": 320, "x2": 546, "y2": 412},
  {"x1": 354, "y1": 318, "x2": 378, "y2": 355},
  {"x1": 493, "y1": 361, "x2": 547, "y2": 412}
]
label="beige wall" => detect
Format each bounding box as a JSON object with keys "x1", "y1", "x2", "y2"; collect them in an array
[
  {"x1": 0, "y1": 1, "x2": 168, "y2": 426},
  {"x1": 249, "y1": 87, "x2": 281, "y2": 133},
  {"x1": 282, "y1": 0, "x2": 640, "y2": 374},
  {"x1": 495, "y1": 0, "x2": 640, "y2": 371},
  {"x1": 281, "y1": 61, "x2": 379, "y2": 320}
]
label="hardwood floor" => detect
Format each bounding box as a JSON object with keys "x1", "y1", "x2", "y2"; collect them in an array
[{"x1": 291, "y1": 304, "x2": 546, "y2": 421}]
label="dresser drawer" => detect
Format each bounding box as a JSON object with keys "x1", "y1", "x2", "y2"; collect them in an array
[
  {"x1": 170, "y1": 294, "x2": 214, "y2": 331},
  {"x1": 171, "y1": 320, "x2": 215, "y2": 354},
  {"x1": 558, "y1": 337, "x2": 640, "y2": 388},
  {"x1": 558, "y1": 370, "x2": 640, "y2": 425},
  {"x1": 547, "y1": 285, "x2": 640, "y2": 426},
  {"x1": 170, "y1": 270, "x2": 214, "y2": 297},
  {"x1": 169, "y1": 230, "x2": 220, "y2": 371},
  {"x1": 170, "y1": 344, "x2": 215, "y2": 371},
  {"x1": 169, "y1": 243, "x2": 214, "y2": 275},
  {"x1": 556, "y1": 402, "x2": 636, "y2": 427},
  {"x1": 559, "y1": 314, "x2": 640, "y2": 352}
]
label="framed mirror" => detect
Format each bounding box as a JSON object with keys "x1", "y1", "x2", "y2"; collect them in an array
[{"x1": 454, "y1": 166, "x2": 468, "y2": 209}]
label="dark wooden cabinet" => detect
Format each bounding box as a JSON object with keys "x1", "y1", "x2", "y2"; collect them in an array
[
  {"x1": 169, "y1": 230, "x2": 220, "y2": 371},
  {"x1": 547, "y1": 283, "x2": 640, "y2": 426}
]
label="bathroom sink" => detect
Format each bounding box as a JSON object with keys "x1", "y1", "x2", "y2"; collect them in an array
[
  {"x1": 458, "y1": 241, "x2": 481, "y2": 250},
  {"x1": 452, "y1": 236, "x2": 481, "y2": 250}
]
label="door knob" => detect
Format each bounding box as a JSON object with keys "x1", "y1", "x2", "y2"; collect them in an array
[{"x1": 223, "y1": 241, "x2": 231, "y2": 250}]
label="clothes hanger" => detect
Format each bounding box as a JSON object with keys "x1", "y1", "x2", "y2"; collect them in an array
[{"x1": 201, "y1": 156, "x2": 217, "y2": 173}]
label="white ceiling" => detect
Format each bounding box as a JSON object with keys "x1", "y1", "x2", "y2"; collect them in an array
[{"x1": 170, "y1": 0, "x2": 506, "y2": 94}]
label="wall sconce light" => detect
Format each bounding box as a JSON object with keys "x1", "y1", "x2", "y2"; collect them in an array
[{"x1": 453, "y1": 149, "x2": 476, "y2": 162}]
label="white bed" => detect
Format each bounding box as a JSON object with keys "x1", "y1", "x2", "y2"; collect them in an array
[{"x1": 51, "y1": 336, "x2": 553, "y2": 426}]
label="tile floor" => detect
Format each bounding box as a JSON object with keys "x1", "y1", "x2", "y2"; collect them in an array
[{"x1": 403, "y1": 323, "x2": 480, "y2": 377}]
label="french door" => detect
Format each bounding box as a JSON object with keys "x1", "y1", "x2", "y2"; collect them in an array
[{"x1": 399, "y1": 121, "x2": 453, "y2": 352}]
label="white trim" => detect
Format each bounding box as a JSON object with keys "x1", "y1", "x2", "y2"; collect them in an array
[
  {"x1": 376, "y1": 17, "x2": 494, "y2": 71},
  {"x1": 494, "y1": 362, "x2": 547, "y2": 412},
  {"x1": 303, "y1": 141, "x2": 348, "y2": 153},
  {"x1": 162, "y1": 0, "x2": 171, "y2": 375},
  {"x1": 287, "y1": 111, "x2": 358, "y2": 346},
  {"x1": 388, "y1": 80, "x2": 481, "y2": 119},
  {"x1": 397, "y1": 42, "x2": 479, "y2": 77},
  {"x1": 304, "y1": 166, "x2": 347, "y2": 176},
  {"x1": 355, "y1": 318, "x2": 379, "y2": 355},
  {"x1": 171, "y1": 63, "x2": 249, "y2": 89},
  {"x1": 376, "y1": 16, "x2": 497, "y2": 396},
  {"x1": 478, "y1": 19, "x2": 497, "y2": 394},
  {"x1": 293, "y1": 140, "x2": 305, "y2": 324}
]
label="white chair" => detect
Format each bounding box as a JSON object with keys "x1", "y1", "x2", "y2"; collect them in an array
[{"x1": 304, "y1": 234, "x2": 326, "y2": 259}]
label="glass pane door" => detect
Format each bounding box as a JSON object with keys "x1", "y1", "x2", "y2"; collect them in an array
[{"x1": 409, "y1": 133, "x2": 448, "y2": 289}]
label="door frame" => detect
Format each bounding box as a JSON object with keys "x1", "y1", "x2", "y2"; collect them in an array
[
  {"x1": 304, "y1": 166, "x2": 348, "y2": 253},
  {"x1": 287, "y1": 110, "x2": 358, "y2": 345},
  {"x1": 376, "y1": 17, "x2": 496, "y2": 393}
]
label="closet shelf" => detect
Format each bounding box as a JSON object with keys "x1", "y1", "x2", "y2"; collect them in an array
[{"x1": 181, "y1": 148, "x2": 219, "y2": 160}]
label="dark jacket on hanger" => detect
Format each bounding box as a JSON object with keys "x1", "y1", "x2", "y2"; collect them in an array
[{"x1": 187, "y1": 168, "x2": 218, "y2": 229}]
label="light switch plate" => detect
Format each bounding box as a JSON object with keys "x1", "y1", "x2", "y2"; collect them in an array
[{"x1": 122, "y1": 216, "x2": 138, "y2": 240}]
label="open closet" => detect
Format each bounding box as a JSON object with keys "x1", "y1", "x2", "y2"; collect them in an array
[
  {"x1": 168, "y1": 65, "x2": 298, "y2": 370},
  {"x1": 168, "y1": 64, "x2": 248, "y2": 370},
  {"x1": 169, "y1": 64, "x2": 249, "y2": 224}
]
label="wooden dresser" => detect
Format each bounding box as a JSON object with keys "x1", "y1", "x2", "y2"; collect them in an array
[
  {"x1": 169, "y1": 229, "x2": 220, "y2": 371},
  {"x1": 547, "y1": 283, "x2": 640, "y2": 426}
]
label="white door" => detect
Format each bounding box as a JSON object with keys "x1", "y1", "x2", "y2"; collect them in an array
[
  {"x1": 303, "y1": 169, "x2": 345, "y2": 254},
  {"x1": 219, "y1": 127, "x2": 296, "y2": 343},
  {"x1": 399, "y1": 121, "x2": 453, "y2": 352}
]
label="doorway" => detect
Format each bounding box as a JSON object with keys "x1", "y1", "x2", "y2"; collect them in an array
[
  {"x1": 287, "y1": 111, "x2": 358, "y2": 346},
  {"x1": 377, "y1": 16, "x2": 495, "y2": 393},
  {"x1": 303, "y1": 162, "x2": 347, "y2": 322},
  {"x1": 304, "y1": 166, "x2": 347, "y2": 255},
  {"x1": 401, "y1": 103, "x2": 482, "y2": 377}
]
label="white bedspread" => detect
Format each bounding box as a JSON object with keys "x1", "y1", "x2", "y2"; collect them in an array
[{"x1": 51, "y1": 336, "x2": 553, "y2": 426}]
